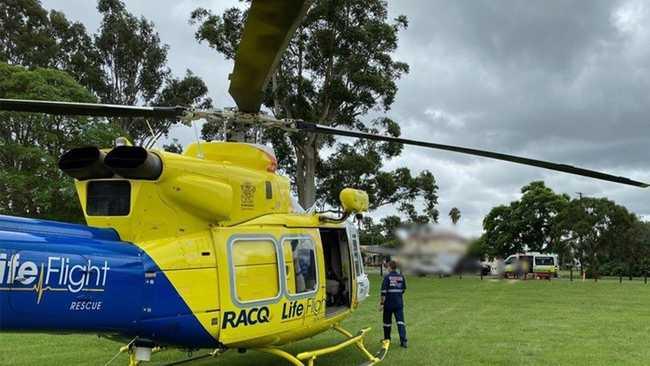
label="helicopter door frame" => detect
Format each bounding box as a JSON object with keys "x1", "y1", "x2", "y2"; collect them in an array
[{"x1": 346, "y1": 223, "x2": 370, "y2": 303}]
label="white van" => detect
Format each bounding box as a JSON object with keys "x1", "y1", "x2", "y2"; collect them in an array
[{"x1": 504, "y1": 252, "x2": 558, "y2": 278}]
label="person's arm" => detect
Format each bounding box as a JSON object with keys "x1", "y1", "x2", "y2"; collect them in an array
[
  {"x1": 402, "y1": 275, "x2": 407, "y2": 293},
  {"x1": 380, "y1": 276, "x2": 388, "y2": 308}
]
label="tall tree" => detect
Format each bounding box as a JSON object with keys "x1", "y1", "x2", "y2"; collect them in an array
[
  {"x1": 48, "y1": 10, "x2": 105, "y2": 93},
  {"x1": 514, "y1": 181, "x2": 570, "y2": 252},
  {"x1": 482, "y1": 181, "x2": 569, "y2": 257},
  {"x1": 0, "y1": 0, "x2": 103, "y2": 91},
  {"x1": 449, "y1": 207, "x2": 461, "y2": 225},
  {"x1": 481, "y1": 181, "x2": 645, "y2": 276},
  {"x1": 482, "y1": 204, "x2": 519, "y2": 257},
  {"x1": 191, "y1": 0, "x2": 410, "y2": 208},
  {"x1": 0, "y1": 0, "x2": 56, "y2": 67},
  {"x1": 0, "y1": 63, "x2": 121, "y2": 222},
  {"x1": 627, "y1": 221, "x2": 650, "y2": 278},
  {"x1": 556, "y1": 197, "x2": 636, "y2": 279},
  {"x1": 2, "y1": 0, "x2": 212, "y2": 146},
  {"x1": 94, "y1": 0, "x2": 213, "y2": 145},
  {"x1": 94, "y1": 0, "x2": 169, "y2": 106},
  {"x1": 145, "y1": 70, "x2": 213, "y2": 147}
]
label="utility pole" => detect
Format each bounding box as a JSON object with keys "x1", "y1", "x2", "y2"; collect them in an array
[{"x1": 574, "y1": 192, "x2": 585, "y2": 279}]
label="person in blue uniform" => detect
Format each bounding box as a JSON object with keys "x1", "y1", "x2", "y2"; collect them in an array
[{"x1": 380, "y1": 260, "x2": 407, "y2": 348}]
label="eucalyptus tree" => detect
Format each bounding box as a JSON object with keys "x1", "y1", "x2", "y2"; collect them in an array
[
  {"x1": 191, "y1": 0, "x2": 411, "y2": 209},
  {"x1": 0, "y1": 0, "x2": 102, "y2": 91},
  {"x1": 95, "y1": 0, "x2": 212, "y2": 145}
]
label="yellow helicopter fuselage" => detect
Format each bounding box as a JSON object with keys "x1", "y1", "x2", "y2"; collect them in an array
[{"x1": 71, "y1": 141, "x2": 369, "y2": 350}]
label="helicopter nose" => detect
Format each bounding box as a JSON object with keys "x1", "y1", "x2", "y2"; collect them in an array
[
  {"x1": 58, "y1": 146, "x2": 114, "y2": 180},
  {"x1": 105, "y1": 146, "x2": 162, "y2": 180}
]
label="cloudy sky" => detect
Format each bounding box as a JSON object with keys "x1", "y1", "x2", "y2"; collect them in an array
[{"x1": 41, "y1": 0, "x2": 650, "y2": 235}]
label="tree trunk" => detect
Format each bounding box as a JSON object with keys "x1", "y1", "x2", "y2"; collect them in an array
[
  {"x1": 629, "y1": 262, "x2": 633, "y2": 281},
  {"x1": 295, "y1": 139, "x2": 317, "y2": 210}
]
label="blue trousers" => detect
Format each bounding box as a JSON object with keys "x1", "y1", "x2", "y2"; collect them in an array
[{"x1": 383, "y1": 307, "x2": 407, "y2": 342}]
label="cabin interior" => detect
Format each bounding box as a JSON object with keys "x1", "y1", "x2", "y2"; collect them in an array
[{"x1": 319, "y1": 228, "x2": 352, "y2": 316}]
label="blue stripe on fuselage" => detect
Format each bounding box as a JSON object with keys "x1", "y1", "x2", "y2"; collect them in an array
[
  {"x1": 0, "y1": 216, "x2": 216, "y2": 348},
  {"x1": 0, "y1": 215, "x2": 120, "y2": 241}
]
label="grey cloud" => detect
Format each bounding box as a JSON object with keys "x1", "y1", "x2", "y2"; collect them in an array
[{"x1": 393, "y1": 0, "x2": 623, "y2": 73}]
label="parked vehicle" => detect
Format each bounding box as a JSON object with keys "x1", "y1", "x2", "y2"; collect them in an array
[{"x1": 504, "y1": 252, "x2": 559, "y2": 279}]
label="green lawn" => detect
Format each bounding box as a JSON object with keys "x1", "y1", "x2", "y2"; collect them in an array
[{"x1": 3, "y1": 275, "x2": 650, "y2": 365}]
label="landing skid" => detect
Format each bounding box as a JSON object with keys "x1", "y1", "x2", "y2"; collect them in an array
[
  {"x1": 256, "y1": 324, "x2": 390, "y2": 366},
  {"x1": 112, "y1": 342, "x2": 225, "y2": 366},
  {"x1": 113, "y1": 324, "x2": 388, "y2": 366}
]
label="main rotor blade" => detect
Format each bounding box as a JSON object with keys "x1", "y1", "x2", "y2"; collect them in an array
[
  {"x1": 229, "y1": 0, "x2": 311, "y2": 113},
  {"x1": 0, "y1": 99, "x2": 186, "y2": 119},
  {"x1": 296, "y1": 121, "x2": 649, "y2": 188}
]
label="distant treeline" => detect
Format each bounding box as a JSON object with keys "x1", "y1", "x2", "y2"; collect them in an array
[{"x1": 470, "y1": 181, "x2": 650, "y2": 279}]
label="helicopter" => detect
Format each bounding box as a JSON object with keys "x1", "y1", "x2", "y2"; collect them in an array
[{"x1": 0, "y1": 1, "x2": 648, "y2": 366}]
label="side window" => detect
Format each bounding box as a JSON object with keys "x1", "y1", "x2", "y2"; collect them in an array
[
  {"x1": 505, "y1": 256, "x2": 515, "y2": 265},
  {"x1": 231, "y1": 238, "x2": 280, "y2": 303},
  {"x1": 284, "y1": 238, "x2": 318, "y2": 295}
]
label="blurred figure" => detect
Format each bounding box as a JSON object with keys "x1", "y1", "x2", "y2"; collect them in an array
[
  {"x1": 496, "y1": 257, "x2": 505, "y2": 278},
  {"x1": 380, "y1": 261, "x2": 408, "y2": 348},
  {"x1": 515, "y1": 257, "x2": 524, "y2": 279},
  {"x1": 521, "y1": 258, "x2": 530, "y2": 280}
]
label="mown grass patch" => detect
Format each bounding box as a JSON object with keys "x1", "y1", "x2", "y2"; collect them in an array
[{"x1": 3, "y1": 275, "x2": 650, "y2": 365}]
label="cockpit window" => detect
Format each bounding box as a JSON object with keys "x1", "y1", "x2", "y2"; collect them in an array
[{"x1": 87, "y1": 181, "x2": 131, "y2": 216}]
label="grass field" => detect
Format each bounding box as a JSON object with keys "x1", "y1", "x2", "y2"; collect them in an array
[{"x1": 3, "y1": 274, "x2": 650, "y2": 366}]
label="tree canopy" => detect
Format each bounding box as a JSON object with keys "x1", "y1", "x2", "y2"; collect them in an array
[
  {"x1": 191, "y1": 0, "x2": 414, "y2": 209},
  {"x1": 0, "y1": 0, "x2": 212, "y2": 145},
  {"x1": 482, "y1": 181, "x2": 569, "y2": 257},
  {"x1": 0, "y1": 63, "x2": 121, "y2": 222},
  {"x1": 555, "y1": 196, "x2": 637, "y2": 278},
  {"x1": 316, "y1": 118, "x2": 438, "y2": 220},
  {"x1": 359, "y1": 215, "x2": 403, "y2": 248},
  {"x1": 1, "y1": 0, "x2": 104, "y2": 94}
]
